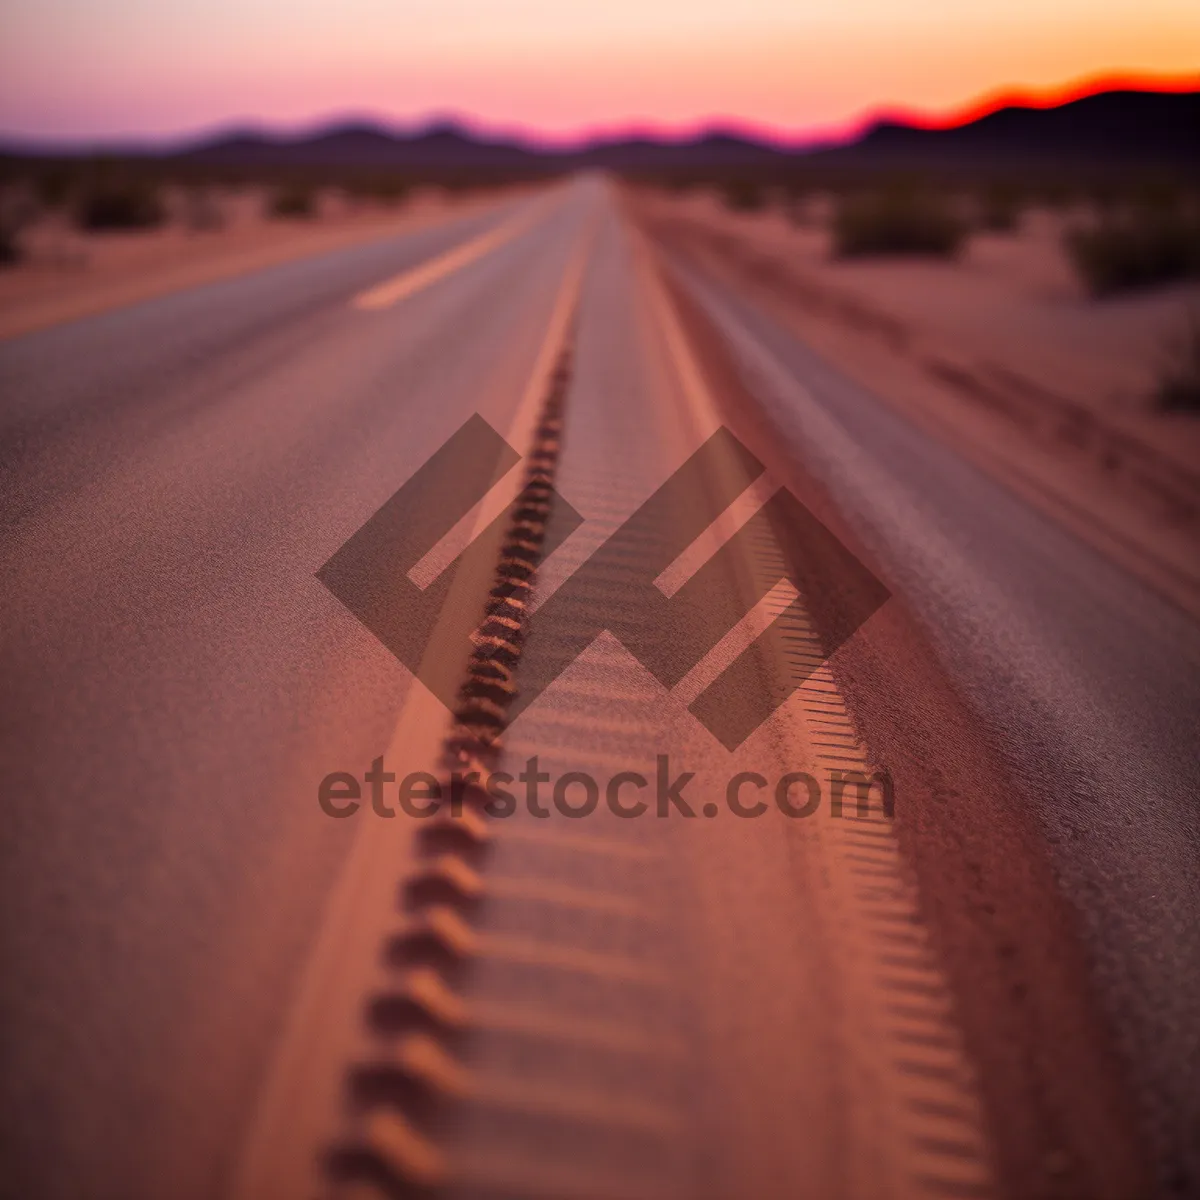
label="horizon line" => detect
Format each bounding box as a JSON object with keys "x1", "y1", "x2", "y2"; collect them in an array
[{"x1": 1, "y1": 69, "x2": 1196, "y2": 154}]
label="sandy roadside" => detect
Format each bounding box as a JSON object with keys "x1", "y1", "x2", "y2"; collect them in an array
[
  {"x1": 0, "y1": 186, "x2": 530, "y2": 341},
  {"x1": 631, "y1": 187, "x2": 1200, "y2": 619}
]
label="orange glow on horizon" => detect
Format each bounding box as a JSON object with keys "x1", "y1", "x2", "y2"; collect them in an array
[
  {"x1": 872, "y1": 71, "x2": 1200, "y2": 133},
  {"x1": 1, "y1": 0, "x2": 1197, "y2": 144},
  {"x1": 510, "y1": 71, "x2": 1200, "y2": 150}
]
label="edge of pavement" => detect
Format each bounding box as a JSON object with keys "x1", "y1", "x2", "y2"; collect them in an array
[
  {"x1": 640, "y1": 220, "x2": 1155, "y2": 1200},
  {"x1": 629, "y1": 218, "x2": 998, "y2": 1200}
]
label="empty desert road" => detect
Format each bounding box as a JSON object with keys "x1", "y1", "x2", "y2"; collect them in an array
[{"x1": 2, "y1": 175, "x2": 1198, "y2": 1200}]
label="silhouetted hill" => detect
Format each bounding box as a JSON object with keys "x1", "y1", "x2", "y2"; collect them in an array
[
  {"x1": 177, "y1": 120, "x2": 545, "y2": 169},
  {"x1": 3, "y1": 87, "x2": 1196, "y2": 173},
  {"x1": 172, "y1": 120, "x2": 790, "y2": 171},
  {"x1": 166, "y1": 89, "x2": 1200, "y2": 172},
  {"x1": 825, "y1": 89, "x2": 1200, "y2": 168},
  {"x1": 580, "y1": 132, "x2": 790, "y2": 169}
]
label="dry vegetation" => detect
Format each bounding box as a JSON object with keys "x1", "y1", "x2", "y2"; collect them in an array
[
  {"x1": 1065, "y1": 203, "x2": 1200, "y2": 296},
  {"x1": 637, "y1": 162, "x2": 1200, "y2": 414},
  {"x1": 0, "y1": 155, "x2": 540, "y2": 339},
  {"x1": 0, "y1": 154, "x2": 544, "y2": 269},
  {"x1": 632, "y1": 172, "x2": 1200, "y2": 611},
  {"x1": 832, "y1": 186, "x2": 966, "y2": 258},
  {"x1": 266, "y1": 184, "x2": 318, "y2": 220},
  {"x1": 641, "y1": 164, "x2": 1199, "y2": 285},
  {"x1": 76, "y1": 181, "x2": 167, "y2": 231},
  {"x1": 1157, "y1": 312, "x2": 1200, "y2": 412}
]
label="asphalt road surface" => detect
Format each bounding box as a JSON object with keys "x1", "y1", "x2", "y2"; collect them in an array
[{"x1": 2, "y1": 176, "x2": 1197, "y2": 1200}]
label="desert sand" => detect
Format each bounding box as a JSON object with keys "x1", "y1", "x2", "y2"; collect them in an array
[{"x1": 634, "y1": 186, "x2": 1200, "y2": 617}]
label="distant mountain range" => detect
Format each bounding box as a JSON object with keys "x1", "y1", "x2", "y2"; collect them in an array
[
  {"x1": 821, "y1": 89, "x2": 1200, "y2": 169},
  {"x1": 4, "y1": 87, "x2": 1198, "y2": 172},
  {"x1": 171, "y1": 121, "x2": 795, "y2": 171}
]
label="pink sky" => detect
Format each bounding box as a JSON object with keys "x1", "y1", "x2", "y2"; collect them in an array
[{"x1": 1, "y1": 0, "x2": 1197, "y2": 143}]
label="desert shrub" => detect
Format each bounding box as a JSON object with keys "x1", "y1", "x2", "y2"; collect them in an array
[
  {"x1": 438, "y1": 176, "x2": 473, "y2": 195},
  {"x1": 780, "y1": 179, "x2": 815, "y2": 225},
  {"x1": 0, "y1": 187, "x2": 37, "y2": 265},
  {"x1": 0, "y1": 223, "x2": 20, "y2": 266},
  {"x1": 33, "y1": 166, "x2": 77, "y2": 210},
  {"x1": 1039, "y1": 182, "x2": 1077, "y2": 211},
  {"x1": 182, "y1": 187, "x2": 226, "y2": 231},
  {"x1": 349, "y1": 175, "x2": 410, "y2": 206},
  {"x1": 1065, "y1": 209, "x2": 1200, "y2": 295},
  {"x1": 370, "y1": 179, "x2": 409, "y2": 205},
  {"x1": 833, "y1": 187, "x2": 966, "y2": 258},
  {"x1": 1156, "y1": 313, "x2": 1200, "y2": 412},
  {"x1": 76, "y1": 181, "x2": 165, "y2": 231},
  {"x1": 268, "y1": 185, "x2": 316, "y2": 219},
  {"x1": 721, "y1": 178, "x2": 767, "y2": 213},
  {"x1": 788, "y1": 195, "x2": 814, "y2": 226},
  {"x1": 1130, "y1": 177, "x2": 1184, "y2": 214},
  {"x1": 977, "y1": 183, "x2": 1024, "y2": 233}
]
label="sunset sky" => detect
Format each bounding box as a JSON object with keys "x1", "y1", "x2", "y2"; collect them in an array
[{"x1": 0, "y1": 0, "x2": 1197, "y2": 144}]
